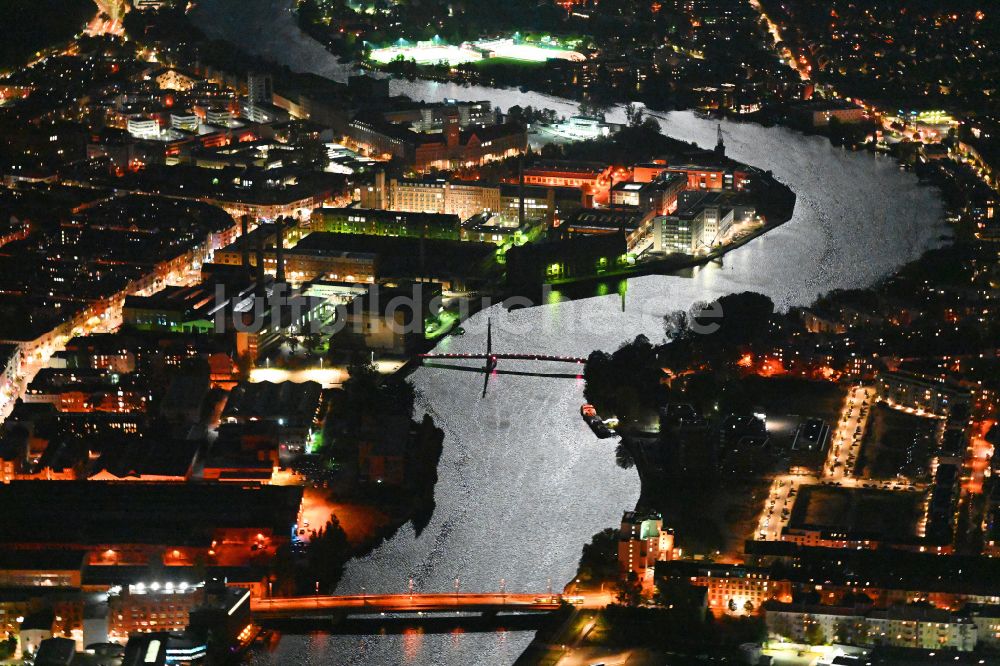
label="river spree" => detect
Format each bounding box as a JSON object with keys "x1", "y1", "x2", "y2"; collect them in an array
[{"x1": 194, "y1": 1, "x2": 947, "y2": 663}]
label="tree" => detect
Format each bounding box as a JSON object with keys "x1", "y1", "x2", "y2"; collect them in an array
[
  {"x1": 306, "y1": 333, "x2": 323, "y2": 352},
  {"x1": 616, "y1": 571, "x2": 643, "y2": 607},
  {"x1": 0, "y1": 636, "x2": 15, "y2": 660},
  {"x1": 583, "y1": 334, "x2": 667, "y2": 426},
  {"x1": 305, "y1": 516, "x2": 352, "y2": 592},
  {"x1": 833, "y1": 619, "x2": 854, "y2": 644},
  {"x1": 654, "y1": 578, "x2": 705, "y2": 619},
  {"x1": 235, "y1": 352, "x2": 255, "y2": 379},
  {"x1": 710, "y1": 291, "x2": 775, "y2": 347},
  {"x1": 664, "y1": 309, "x2": 689, "y2": 341},
  {"x1": 641, "y1": 116, "x2": 661, "y2": 133},
  {"x1": 577, "y1": 528, "x2": 619, "y2": 583},
  {"x1": 539, "y1": 142, "x2": 564, "y2": 159},
  {"x1": 625, "y1": 103, "x2": 645, "y2": 127},
  {"x1": 841, "y1": 590, "x2": 874, "y2": 606},
  {"x1": 341, "y1": 358, "x2": 380, "y2": 415},
  {"x1": 804, "y1": 620, "x2": 826, "y2": 646},
  {"x1": 768, "y1": 613, "x2": 794, "y2": 641},
  {"x1": 578, "y1": 98, "x2": 608, "y2": 121},
  {"x1": 615, "y1": 442, "x2": 635, "y2": 469},
  {"x1": 297, "y1": 0, "x2": 322, "y2": 26},
  {"x1": 298, "y1": 136, "x2": 330, "y2": 171}
]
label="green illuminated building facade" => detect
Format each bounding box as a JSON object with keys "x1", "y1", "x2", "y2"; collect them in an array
[
  {"x1": 312, "y1": 207, "x2": 462, "y2": 241},
  {"x1": 506, "y1": 231, "x2": 630, "y2": 287}
]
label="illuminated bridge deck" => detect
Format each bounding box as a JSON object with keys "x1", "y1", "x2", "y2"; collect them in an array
[{"x1": 251, "y1": 593, "x2": 564, "y2": 619}]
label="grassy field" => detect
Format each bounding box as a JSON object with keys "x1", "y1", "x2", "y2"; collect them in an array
[
  {"x1": 470, "y1": 56, "x2": 548, "y2": 69},
  {"x1": 789, "y1": 484, "x2": 923, "y2": 540},
  {"x1": 857, "y1": 403, "x2": 936, "y2": 480}
]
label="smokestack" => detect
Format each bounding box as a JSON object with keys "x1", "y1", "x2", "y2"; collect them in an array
[
  {"x1": 254, "y1": 229, "x2": 266, "y2": 297},
  {"x1": 419, "y1": 232, "x2": 426, "y2": 280},
  {"x1": 518, "y1": 156, "x2": 525, "y2": 227},
  {"x1": 240, "y1": 215, "x2": 251, "y2": 273},
  {"x1": 375, "y1": 170, "x2": 386, "y2": 209},
  {"x1": 275, "y1": 219, "x2": 285, "y2": 284}
]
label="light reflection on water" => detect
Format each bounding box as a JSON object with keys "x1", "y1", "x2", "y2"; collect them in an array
[{"x1": 196, "y1": 2, "x2": 947, "y2": 663}]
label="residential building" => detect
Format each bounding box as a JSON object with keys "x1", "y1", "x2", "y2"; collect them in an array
[
  {"x1": 764, "y1": 602, "x2": 978, "y2": 651},
  {"x1": 876, "y1": 370, "x2": 972, "y2": 418},
  {"x1": 617, "y1": 511, "x2": 674, "y2": 581},
  {"x1": 792, "y1": 100, "x2": 867, "y2": 128},
  {"x1": 657, "y1": 561, "x2": 792, "y2": 616}
]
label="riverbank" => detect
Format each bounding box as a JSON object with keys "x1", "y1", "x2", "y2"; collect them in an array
[
  {"x1": 191, "y1": 3, "x2": 948, "y2": 664},
  {"x1": 549, "y1": 209, "x2": 795, "y2": 289},
  {"x1": 287, "y1": 425, "x2": 444, "y2": 593},
  {"x1": 286, "y1": 363, "x2": 446, "y2": 595}
]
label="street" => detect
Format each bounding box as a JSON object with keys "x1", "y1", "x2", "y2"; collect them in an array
[
  {"x1": 823, "y1": 385, "x2": 874, "y2": 480},
  {"x1": 755, "y1": 385, "x2": 875, "y2": 542}
]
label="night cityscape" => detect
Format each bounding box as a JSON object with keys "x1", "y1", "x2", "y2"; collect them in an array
[{"x1": 0, "y1": 0, "x2": 997, "y2": 664}]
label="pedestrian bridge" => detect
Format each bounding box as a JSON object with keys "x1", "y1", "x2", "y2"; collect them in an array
[
  {"x1": 418, "y1": 318, "x2": 588, "y2": 396},
  {"x1": 251, "y1": 593, "x2": 564, "y2": 620},
  {"x1": 417, "y1": 352, "x2": 587, "y2": 364}
]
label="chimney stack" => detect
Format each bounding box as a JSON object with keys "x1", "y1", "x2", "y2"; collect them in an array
[
  {"x1": 375, "y1": 170, "x2": 386, "y2": 209},
  {"x1": 240, "y1": 215, "x2": 251, "y2": 273},
  {"x1": 254, "y1": 229, "x2": 266, "y2": 297},
  {"x1": 518, "y1": 156, "x2": 525, "y2": 227},
  {"x1": 275, "y1": 218, "x2": 286, "y2": 284}
]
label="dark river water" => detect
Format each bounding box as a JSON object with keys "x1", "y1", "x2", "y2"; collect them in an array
[{"x1": 192, "y1": 1, "x2": 947, "y2": 662}]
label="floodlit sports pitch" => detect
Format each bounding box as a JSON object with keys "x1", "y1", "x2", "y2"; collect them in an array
[{"x1": 369, "y1": 38, "x2": 585, "y2": 66}]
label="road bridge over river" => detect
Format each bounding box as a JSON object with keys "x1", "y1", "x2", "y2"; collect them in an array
[{"x1": 252, "y1": 592, "x2": 565, "y2": 620}]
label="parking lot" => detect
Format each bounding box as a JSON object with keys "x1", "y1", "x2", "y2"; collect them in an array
[{"x1": 823, "y1": 384, "x2": 873, "y2": 480}]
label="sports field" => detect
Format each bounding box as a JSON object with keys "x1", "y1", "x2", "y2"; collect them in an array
[{"x1": 369, "y1": 38, "x2": 584, "y2": 66}]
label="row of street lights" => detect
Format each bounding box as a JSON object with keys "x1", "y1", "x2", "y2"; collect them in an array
[{"x1": 279, "y1": 576, "x2": 550, "y2": 604}]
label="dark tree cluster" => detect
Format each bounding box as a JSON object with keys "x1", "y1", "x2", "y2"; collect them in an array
[
  {"x1": 0, "y1": 0, "x2": 95, "y2": 68},
  {"x1": 583, "y1": 292, "x2": 779, "y2": 423}
]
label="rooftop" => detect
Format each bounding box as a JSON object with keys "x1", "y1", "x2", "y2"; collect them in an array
[
  {"x1": 222, "y1": 380, "x2": 322, "y2": 425},
  {"x1": 0, "y1": 482, "x2": 303, "y2": 546}
]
